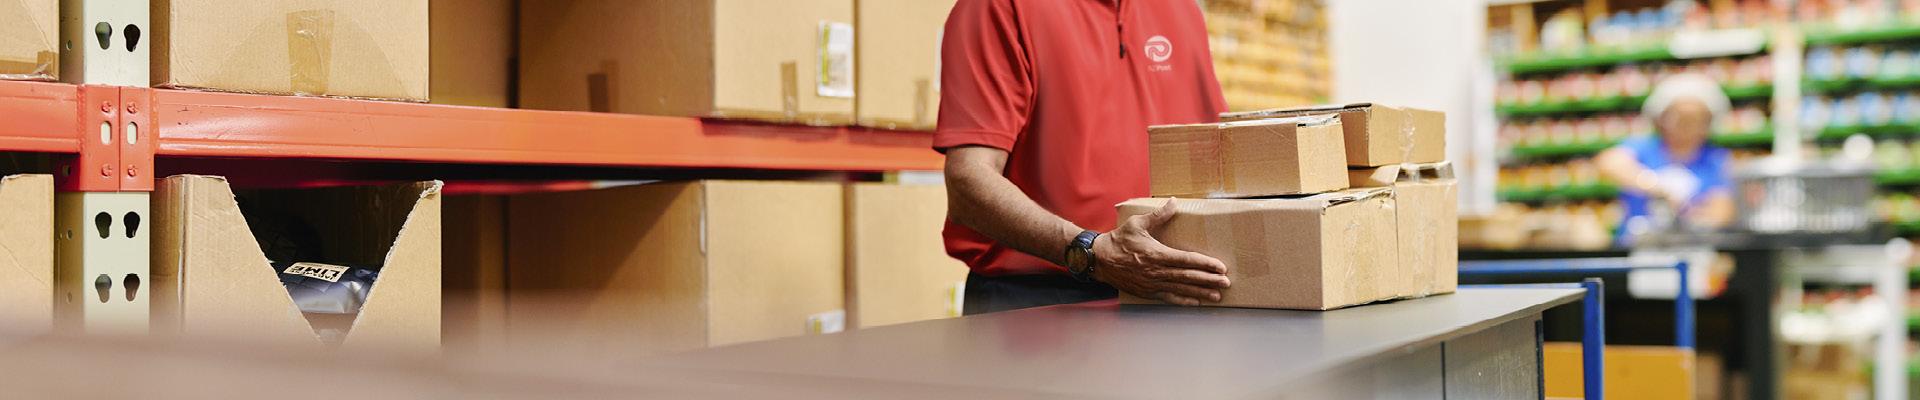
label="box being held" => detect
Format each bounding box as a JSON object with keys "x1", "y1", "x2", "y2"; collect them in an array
[
  {"x1": 1222, "y1": 103, "x2": 1445, "y2": 166},
  {"x1": 1115, "y1": 188, "x2": 1402, "y2": 310},
  {"x1": 1149, "y1": 114, "x2": 1348, "y2": 198},
  {"x1": 1350, "y1": 162, "x2": 1459, "y2": 297}
]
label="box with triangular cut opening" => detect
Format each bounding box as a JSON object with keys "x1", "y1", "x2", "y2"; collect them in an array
[{"x1": 151, "y1": 175, "x2": 441, "y2": 356}]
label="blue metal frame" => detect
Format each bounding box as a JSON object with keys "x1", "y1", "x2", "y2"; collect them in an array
[
  {"x1": 1458, "y1": 258, "x2": 1694, "y2": 348},
  {"x1": 1462, "y1": 281, "x2": 1605, "y2": 400},
  {"x1": 1458, "y1": 258, "x2": 1696, "y2": 400}
]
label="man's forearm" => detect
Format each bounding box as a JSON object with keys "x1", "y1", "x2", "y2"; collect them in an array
[{"x1": 946, "y1": 156, "x2": 1082, "y2": 266}]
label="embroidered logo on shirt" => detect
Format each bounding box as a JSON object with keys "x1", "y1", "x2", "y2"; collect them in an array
[{"x1": 1144, "y1": 35, "x2": 1173, "y2": 62}]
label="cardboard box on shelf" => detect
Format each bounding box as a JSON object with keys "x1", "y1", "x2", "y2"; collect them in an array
[
  {"x1": 845, "y1": 182, "x2": 967, "y2": 329},
  {"x1": 1350, "y1": 162, "x2": 1459, "y2": 296},
  {"x1": 519, "y1": 0, "x2": 856, "y2": 125},
  {"x1": 0, "y1": 175, "x2": 52, "y2": 336},
  {"x1": 151, "y1": 175, "x2": 442, "y2": 356},
  {"x1": 152, "y1": 0, "x2": 429, "y2": 101},
  {"x1": 1148, "y1": 114, "x2": 1348, "y2": 198},
  {"x1": 0, "y1": 0, "x2": 56, "y2": 80},
  {"x1": 430, "y1": 0, "x2": 512, "y2": 107},
  {"x1": 505, "y1": 181, "x2": 846, "y2": 360},
  {"x1": 441, "y1": 194, "x2": 507, "y2": 356},
  {"x1": 853, "y1": 0, "x2": 955, "y2": 130},
  {"x1": 1114, "y1": 188, "x2": 1405, "y2": 310},
  {"x1": 1221, "y1": 103, "x2": 1445, "y2": 166}
]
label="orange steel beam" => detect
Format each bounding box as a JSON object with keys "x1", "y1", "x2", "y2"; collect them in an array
[
  {"x1": 151, "y1": 89, "x2": 944, "y2": 172},
  {"x1": 0, "y1": 80, "x2": 85, "y2": 154}
]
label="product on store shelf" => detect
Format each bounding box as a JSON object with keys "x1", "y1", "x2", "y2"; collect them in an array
[
  {"x1": 1808, "y1": 46, "x2": 1843, "y2": 80},
  {"x1": 1845, "y1": 46, "x2": 1882, "y2": 78},
  {"x1": 1862, "y1": 92, "x2": 1893, "y2": 126}
]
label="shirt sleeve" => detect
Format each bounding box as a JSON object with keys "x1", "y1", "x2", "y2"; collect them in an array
[{"x1": 932, "y1": 0, "x2": 1033, "y2": 153}]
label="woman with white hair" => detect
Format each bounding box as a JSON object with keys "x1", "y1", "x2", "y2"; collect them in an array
[{"x1": 1596, "y1": 73, "x2": 1737, "y2": 243}]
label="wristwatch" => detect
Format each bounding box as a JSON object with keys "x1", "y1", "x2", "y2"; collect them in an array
[{"x1": 1064, "y1": 230, "x2": 1100, "y2": 282}]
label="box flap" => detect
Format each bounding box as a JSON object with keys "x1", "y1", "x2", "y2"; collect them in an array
[
  {"x1": 156, "y1": 175, "x2": 319, "y2": 347},
  {"x1": 1152, "y1": 114, "x2": 1337, "y2": 133},
  {"x1": 1219, "y1": 103, "x2": 1372, "y2": 121}
]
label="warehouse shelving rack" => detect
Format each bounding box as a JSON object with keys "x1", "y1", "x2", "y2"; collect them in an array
[{"x1": 11, "y1": 1, "x2": 941, "y2": 336}]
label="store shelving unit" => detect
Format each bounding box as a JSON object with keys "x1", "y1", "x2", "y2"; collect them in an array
[{"x1": 0, "y1": 81, "x2": 943, "y2": 173}]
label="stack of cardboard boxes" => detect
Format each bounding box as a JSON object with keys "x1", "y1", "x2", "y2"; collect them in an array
[{"x1": 1122, "y1": 103, "x2": 1456, "y2": 310}]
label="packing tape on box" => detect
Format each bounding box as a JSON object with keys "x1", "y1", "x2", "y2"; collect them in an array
[
  {"x1": 1227, "y1": 202, "x2": 1269, "y2": 278},
  {"x1": 781, "y1": 61, "x2": 801, "y2": 118},
  {"x1": 286, "y1": 10, "x2": 336, "y2": 96},
  {"x1": 0, "y1": 51, "x2": 55, "y2": 81}
]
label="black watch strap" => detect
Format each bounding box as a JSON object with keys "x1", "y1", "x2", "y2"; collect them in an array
[{"x1": 1067, "y1": 230, "x2": 1100, "y2": 282}]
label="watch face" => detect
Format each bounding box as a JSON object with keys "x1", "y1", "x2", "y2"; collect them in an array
[{"x1": 1065, "y1": 248, "x2": 1090, "y2": 273}]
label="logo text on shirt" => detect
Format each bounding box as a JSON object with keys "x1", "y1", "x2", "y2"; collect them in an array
[{"x1": 1144, "y1": 35, "x2": 1174, "y2": 72}]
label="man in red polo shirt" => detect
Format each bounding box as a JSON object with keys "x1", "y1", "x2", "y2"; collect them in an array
[{"x1": 939, "y1": 0, "x2": 1232, "y2": 314}]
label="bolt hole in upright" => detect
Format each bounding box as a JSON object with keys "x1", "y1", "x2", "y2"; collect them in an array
[
  {"x1": 123, "y1": 274, "x2": 141, "y2": 302},
  {"x1": 124, "y1": 212, "x2": 140, "y2": 238},
  {"x1": 126, "y1": 122, "x2": 138, "y2": 145},
  {"x1": 93, "y1": 22, "x2": 110, "y2": 50},
  {"x1": 93, "y1": 274, "x2": 111, "y2": 303},
  {"x1": 93, "y1": 212, "x2": 110, "y2": 239},
  {"x1": 123, "y1": 24, "x2": 141, "y2": 52}
]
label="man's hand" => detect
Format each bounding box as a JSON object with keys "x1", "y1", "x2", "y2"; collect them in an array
[{"x1": 1092, "y1": 199, "x2": 1231, "y2": 306}]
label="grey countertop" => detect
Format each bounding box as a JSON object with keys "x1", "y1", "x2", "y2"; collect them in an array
[{"x1": 632, "y1": 287, "x2": 1584, "y2": 399}]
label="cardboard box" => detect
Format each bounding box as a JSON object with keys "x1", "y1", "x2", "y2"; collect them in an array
[
  {"x1": 441, "y1": 194, "x2": 507, "y2": 356},
  {"x1": 430, "y1": 0, "x2": 512, "y2": 107},
  {"x1": 519, "y1": 0, "x2": 856, "y2": 124},
  {"x1": 0, "y1": 0, "x2": 56, "y2": 80},
  {"x1": 1115, "y1": 188, "x2": 1401, "y2": 310},
  {"x1": 151, "y1": 175, "x2": 442, "y2": 355},
  {"x1": 845, "y1": 182, "x2": 966, "y2": 328},
  {"x1": 1350, "y1": 162, "x2": 1459, "y2": 296},
  {"x1": 1221, "y1": 103, "x2": 1445, "y2": 166},
  {"x1": 152, "y1": 0, "x2": 429, "y2": 101},
  {"x1": 1543, "y1": 343, "x2": 1695, "y2": 400},
  {"x1": 1148, "y1": 114, "x2": 1348, "y2": 198},
  {"x1": 0, "y1": 175, "x2": 52, "y2": 336},
  {"x1": 505, "y1": 181, "x2": 846, "y2": 359},
  {"x1": 854, "y1": 0, "x2": 955, "y2": 130}
]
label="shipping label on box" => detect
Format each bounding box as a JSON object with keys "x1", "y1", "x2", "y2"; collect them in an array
[
  {"x1": 1149, "y1": 114, "x2": 1349, "y2": 198},
  {"x1": 1222, "y1": 103, "x2": 1446, "y2": 166},
  {"x1": 1115, "y1": 188, "x2": 1400, "y2": 310}
]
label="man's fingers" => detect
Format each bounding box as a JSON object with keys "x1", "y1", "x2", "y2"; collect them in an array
[
  {"x1": 1158, "y1": 268, "x2": 1231, "y2": 289},
  {"x1": 1156, "y1": 282, "x2": 1223, "y2": 303},
  {"x1": 1141, "y1": 198, "x2": 1180, "y2": 229},
  {"x1": 1146, "y1": 245, "x2": 1229, "y2": 275},
  {"x1": 1155, "y1": 291, "x2": 1203, "y2": 306}
]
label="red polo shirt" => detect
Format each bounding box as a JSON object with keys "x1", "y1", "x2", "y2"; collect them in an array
[{"x1": 934, "y1": 0, "x2": 1227, "y2": 276}]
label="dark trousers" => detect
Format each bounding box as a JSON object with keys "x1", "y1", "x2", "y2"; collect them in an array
[{"x1": 962, "y1": 272, "x2": 1117, "y2": 315}]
